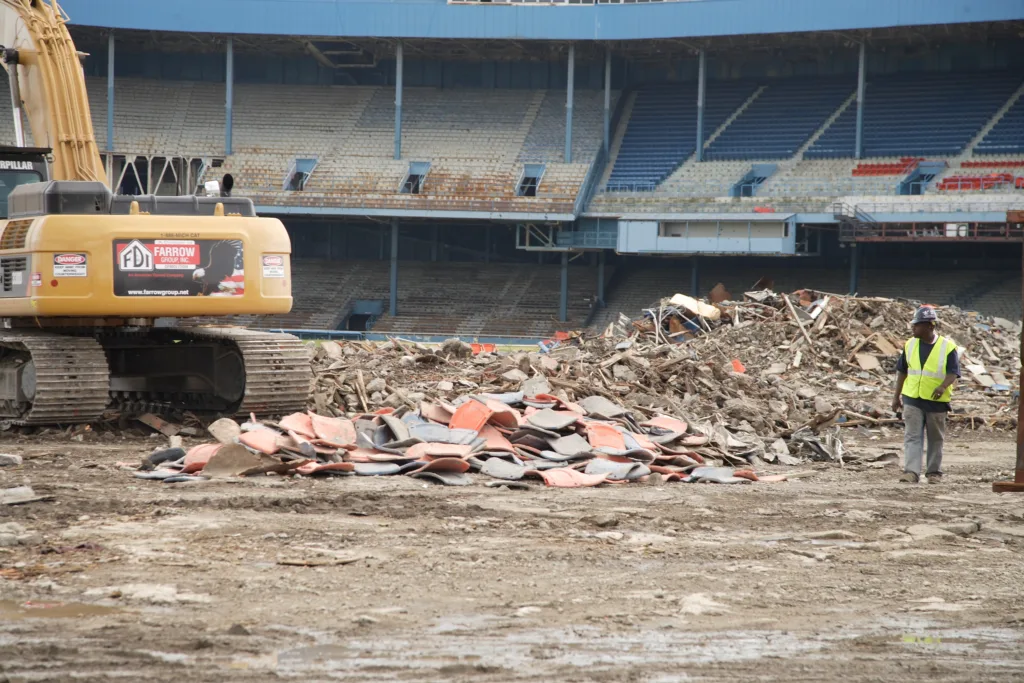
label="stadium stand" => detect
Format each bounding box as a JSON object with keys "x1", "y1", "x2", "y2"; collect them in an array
[
  {"x1": 974, "y1": 87, "x2": 1024, "y2": 155},
  {"x1": 807, "y1": 71, "x2": 1023, "y2": 158},
  {"x1": 75, "y1": 78, "x2": 610, "y2": 213},
  {"x1": 518, "y1": 89, "x2": 617, "y2": 163},
  {"x1": 705, "y1": 78, "x2": 854, "y2": 161},
  {"x1": 605, "y1": 81, "x2": 756, "y2": 190},
  {"x1": 86, "y1": 77, "x2": 223, "y2": 156},
  {"x1": 220, "y1": 260, "x2": 596, "y2": 337},
  {"x1": 228, "y1": 86, "x2": 603, "y2": 212}
]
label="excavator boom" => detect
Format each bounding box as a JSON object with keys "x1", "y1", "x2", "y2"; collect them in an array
[
  {"x1": 0, "y1": 0, "x2": 311, "y2": 424},
  {"x1": 0, "y1": 0, "x2": 104, "y2": 182}
]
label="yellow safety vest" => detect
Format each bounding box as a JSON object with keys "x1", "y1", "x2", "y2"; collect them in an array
[{"x1": 902, "y1": 335, "x2": 953, "y2": 403}]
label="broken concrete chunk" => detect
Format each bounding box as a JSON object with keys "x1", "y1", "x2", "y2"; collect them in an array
[
  {"x1": 207, "y1": 418, "x2": 241, "y2": 445},
  {"x1": 365, "y1": 377, "x2": 387, "y2": 394},
  {"x1": 813, "y1": 396, "x2": 835, "y2": 415},
  {"x1": 320, "y1": 341, "x2": 344, "y2": 360},
  {"x1": 612, "y1": 364, "x2": 638, "y2": 383},
  {"x1": 796, "y1": 386, "x2": 818, "y2": 399},
  {"x1": 521, "y1": 375, "x2": 552, "y2": 397},
  {"x1": 441, "y1": 338, "x2": 473, "y2": 358},
  {"x1": 0, "y1": 453, "x2": 23, "y2": 467},
  {"x1": 501, "y1": 369, "x2": 529, "y2": 383},
  {"x1": 437, "y1": 381, "x2": 454, "y2": 392}
]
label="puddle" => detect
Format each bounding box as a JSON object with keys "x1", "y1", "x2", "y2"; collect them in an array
[{"x1": 0, "y1": 599, "x2": 122, "y2": 620}]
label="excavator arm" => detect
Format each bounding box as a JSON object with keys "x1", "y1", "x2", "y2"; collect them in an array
[{"x1": 0, "y1": 0, "x2": 105, "y2": 184}]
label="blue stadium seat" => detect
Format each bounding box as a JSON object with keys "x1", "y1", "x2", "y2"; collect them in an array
[
  {"x1": 975, "y1": 92, "x2": 1024, "y2": 155},
  {"x1": 606, "y1": 81, "x2": 756, "y2": 190},
  {"x1": 705, "y1": 78, "x2": 854, "y2": 161},
  {"x1": 806, "y1": 71, "x2": 1022, "y2": 159}
]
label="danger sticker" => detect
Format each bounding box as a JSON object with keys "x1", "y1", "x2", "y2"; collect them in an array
[
  {"x1": 53, "y1": 253, "x2": 87, "y2": 277},
  {"x1": 262, "y1": 255, "x2": 285, "y2": 278},
  {"x1": 31, "y1": 272, "x2": 41, "y2": 288}
]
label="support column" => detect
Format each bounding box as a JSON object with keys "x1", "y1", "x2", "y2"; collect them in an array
[
  {"x1": 603, "y1": 49, "x2": 611, "y2": 155},
  {"x1": 225, "y1": 38, "x2": 234, "y2": 156},
  {"x1": 430, "y1": 225, "x2": 439, "y2": 262},
  {"x1": 855, "y1": 42, "x2": 866, "y2": 160},
  {"x1": 106, "y1": 32, "x2": 114, "y2": 153},
  {"x1": 690, "y1": 255, "x2": 699, "y2": 298},
  {"x1": 394, "y1": 41, "x2": 404, "y2": 160},
  {"x1": 695, "y1": 49, "x2": 706, "y2": 162},
  {"x1": 484, "y1": 226, "x2": 492, "y2": 264},
  {"x1": 597, "y1": 250, "x2": 606, "y2": 307},
  {"x1": 849, "y1": 244, "x2": 860, "y2": 294},
  {"x1": 559, "y1": 251, "x2": 569, "y2": 323},
  {"x1": 389, "y1": 219, "x2": 399, "y2": 317},
  {"x1": 564, "y1": 44, "x2": 575, "y2": 163}
]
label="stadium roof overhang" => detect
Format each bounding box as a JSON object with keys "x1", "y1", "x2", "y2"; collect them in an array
[
  {"x1": 68, "y1": 21, "x2": 1024, "y2": 66},
  {"x1": 59, "y1": 0, "x2": 1024, "y2": 43},
  {"x1": 257, "y1": 206, "x2": 577, "y2": 222}
]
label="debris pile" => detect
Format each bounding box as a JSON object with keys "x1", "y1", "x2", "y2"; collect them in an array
[
  {"x1": 128, "y1": 289, "x2": 1018, "y2": 487},
  {"x1": 623, "y1": 288, "x2": 1020, "y2": 431}
]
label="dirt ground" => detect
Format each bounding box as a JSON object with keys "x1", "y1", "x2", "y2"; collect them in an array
[{"x1": 1, "y1": 427, "x2": 1024, "y2": 682}]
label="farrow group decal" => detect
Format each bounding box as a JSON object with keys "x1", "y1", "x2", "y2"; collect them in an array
[{"x1": 112, "y1": 239, "x2": 244, "y2": 297}]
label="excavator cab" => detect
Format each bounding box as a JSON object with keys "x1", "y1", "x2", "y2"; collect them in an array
[{"x1": 0, "y1": 146, "x2": 48, "y2": 218}]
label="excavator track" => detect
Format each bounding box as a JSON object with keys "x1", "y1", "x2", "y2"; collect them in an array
[
  {"x1": 0, "y1": 327, "x2": 311, "y2": 425},
  {"x1": 182, "y1": 327, "x2": 312, "y2": 417},
  {"x1": 0, "y1": 332, "x2": 110, "y2": 425}
]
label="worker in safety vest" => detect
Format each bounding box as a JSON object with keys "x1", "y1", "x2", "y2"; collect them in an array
[{"x1": 891, "y1": 306, "x2": 960, "y2": 484}]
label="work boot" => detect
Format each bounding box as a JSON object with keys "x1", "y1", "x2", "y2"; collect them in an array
[
  {"x1": 899, "y1": 472, "x2": 919, "y2": 484},
  {"x1": 926, "y1": 473, "x2": 942, "y2": 485}
]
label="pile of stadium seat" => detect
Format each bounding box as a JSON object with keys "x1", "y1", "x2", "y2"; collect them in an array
[
  {"x1": 851, "y1": 157, "x2": 923, "y2": 176},
  {"x1": 704, "y1": 78, "x2": 854, "y2": 161},
  {"x1": 807, "y1": 71, "x2": 1022, "y2": 158}
]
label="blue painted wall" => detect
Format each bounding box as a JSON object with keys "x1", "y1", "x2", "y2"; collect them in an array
[
  {"x1": 60, "y1": 0, "x2": 1024, "y2": 40},
  {"x1": 77, "y1": 35, "x2": 1023, "y2": 87}
]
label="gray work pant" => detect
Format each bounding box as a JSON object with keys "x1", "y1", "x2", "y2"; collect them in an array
[{"x1": 903, "y1": 403, "x2": 946, "y2": 476}]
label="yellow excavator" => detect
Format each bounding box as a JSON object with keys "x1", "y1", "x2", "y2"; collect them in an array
[{"x1": 0, "y1": 0, "x2": 311, "y2": 424}]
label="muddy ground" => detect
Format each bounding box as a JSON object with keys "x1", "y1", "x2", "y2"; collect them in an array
[{"x1": 1, "y1": 428, "x2": 1023, "y2": 682}]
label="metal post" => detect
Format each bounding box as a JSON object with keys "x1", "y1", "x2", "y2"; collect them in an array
[
  {"x1": 695, "y1": 49, "x2": 706, "y2": 162},
  {"x1": 389, "y1": 219, "x2": 399, "y2": 317},
  {"x1": 106, "y1": 32, "x2": 115, "y2": 153},
  {"x1": 993, "y1": 240, "x2": 1024, "y2": 492},
  {"x1": 558, "y1": 251, "x2": 569, "y2": 323},
  {"x1": 849, "y1": 244, "x2": 860, "y2": 294},
  {"x1": 603, "y1": 49, "x2": 611, "y2": 155},
  {"x1": 690, "y1": 255, "x2": 699, "y2": 298},
  {"x1": 565, "y1": 44, "x2": 575, "y2": 163},
  {"x1": 431, "y1": 225, "x2": 439, "y2": 262},
  {"x1": 484, "y1": 226, "x2": 491, "y2": 264},
  {"x1": 394, "y1": 41, "x2": 403, "y2": 160},
  {"x1": 597, "y1": 250, "x2": 606, "y2": 306},
  {"x1": 6, "y1": 50, "x2": 24, "y2": 146},
  {"x1": 225, "y1": 37, "x2": 234, "y2": 155},
  {"x1": 855, "y1": 42, "x2": 866, "y2": 160}
]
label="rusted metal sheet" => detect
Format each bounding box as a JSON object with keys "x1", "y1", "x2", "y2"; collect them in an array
[{"x1": 1008, "y1": 211, "x2": 1024, "y2": 224}]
